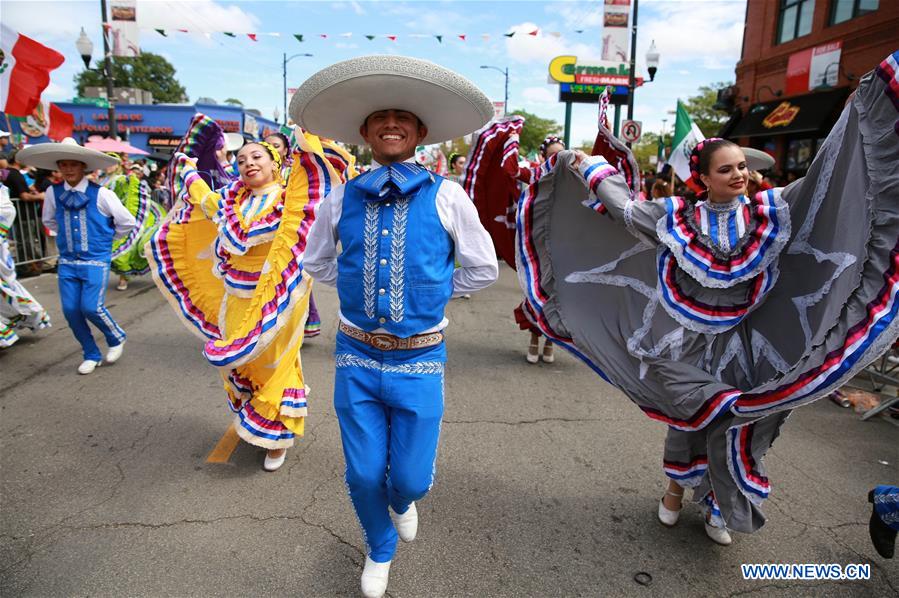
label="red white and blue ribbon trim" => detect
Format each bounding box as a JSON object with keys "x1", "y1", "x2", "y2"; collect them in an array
[
  {"x1": 660, "y1": 189, "x2": 786, "y2": 287},
  {"x1": 728, "y1": 424, "x2": 770, "y2": 503},
  {"x1": 658, "y1": 249, "x2": 774, "y2": 331},
  {"x1": 663, "y1": 455, "x2": 708, "y2": 486}
]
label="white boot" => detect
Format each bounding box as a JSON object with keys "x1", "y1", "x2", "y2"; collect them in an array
[
  {"x1": 77, "y1": 360, "x2": 101, "y2": 375},
  {"x1": 106, "y1": 341, "x2": 125, "y2": 364},
  {"x1": 705, "y1": 519, "x2": 733, "y2": 546},
  {"x1": 360, "y1": 557, "x2": 391, "y2": 598},
  {"x1": 389, "y1": 502, "x2": 418, "y2": 542}
]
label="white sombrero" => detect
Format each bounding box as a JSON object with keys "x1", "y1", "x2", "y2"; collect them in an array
[
  {"x1": 225, "y1": 132, "x2": 245, "y2": 152},
  {"x1": 16, "y1": 137, "x2": 120, "y2": 171},
  {"x1": 290, "y1": 55, "x2": 493, "y2": 145},
  {"x1": 742, "y1": 147, "x2": 775, "y2": 172}
]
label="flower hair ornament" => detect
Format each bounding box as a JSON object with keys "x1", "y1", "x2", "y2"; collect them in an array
[
  {"x1": 688, "y1": 137, "x2": 725, "y2": 193},
  {"x1": 540, "y1": 135, "x2": 564, "y2": 156}
]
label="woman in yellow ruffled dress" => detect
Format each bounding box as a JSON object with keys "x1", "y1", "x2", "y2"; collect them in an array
[{"x1": 147, "y1": 135, "x2": 337, "y2": 470}]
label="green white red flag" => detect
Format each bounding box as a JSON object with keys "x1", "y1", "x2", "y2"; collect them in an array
[
  {"x1": 0, "y1": 25, "x2": 65, "y2": 117},
  {"x1": 669, "y1": 100, "x2": 704, "y2": 191}
]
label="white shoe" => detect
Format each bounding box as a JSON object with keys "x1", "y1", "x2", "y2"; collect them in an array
[
  {"x1": 106, "y1": 342, "x2": 125, "y2": 364},
  {"x1": 658, "y1": 500, "x2": 682, "y2": 527},
  {"x1": 705, "y1": 521, "x2": 733, "y2": 546},
  {"x1": 77, "y1": 360, "x2": 101, "y2": 375},
  {"x1": 360, "y1": 557, "x2": 391, "y2": 598},
  {"x1": 263, "y1": 449, "x2": 287, "y2": 472},
  {"x1": 541, "y1": 344, "x2": 555, "y2": 363},
  {"x1": 526, "y1": 343, "x2": 540, "y2": 364},
  {"x1": 658, "y1": 487, "x2": 684, "y2": 527},
  {"x1": 389, "y1": 502, "x2": 418, "y2": 542}
]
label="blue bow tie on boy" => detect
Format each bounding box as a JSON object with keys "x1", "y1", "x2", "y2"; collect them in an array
[{"x1": 356, "y1": 162, "x2": 433, "y2": 201}]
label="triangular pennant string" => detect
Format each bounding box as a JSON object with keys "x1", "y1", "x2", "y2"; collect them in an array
[
  {"x1": 247, "y1": 33, "x2": 257, "y2": 41},
  {"x1": 294, "y1": 34, "x2": 304, "y2": 42},
  {"x1": 504, "y1": 32, "x2": 515, "y2": 37},
  {"x1": 365, "y1": 35, "x2": 376, "y2": 40},
  {"x1": 458, "y1": 34, "x2": 466, "y2": 41},
  {"x1": 224, "y1": 32, "x2": 236, "y2": 37},
  {"x1": 435, "y1": 35, "x2": 443, "y2": 43},
  {"x1": 387, "y1": 35, "x2": 397, "y2": 42},
  {"x1": 319, "y1": 34, "x2": 328, "y2": 39},
  {"x1": 155, "y1": 29, "x2": 167, "y2": 37},
  {"x1": 529, "y1": 29, "x2": 539, "y2": 36}
]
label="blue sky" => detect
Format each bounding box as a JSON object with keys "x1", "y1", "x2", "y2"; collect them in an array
[{"x1": 2, "y1": 0, "x2": 747, "y2": 146}]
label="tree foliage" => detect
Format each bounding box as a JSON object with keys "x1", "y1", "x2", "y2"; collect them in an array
[
  {"x1": 682, "y1": 81, "x2": 732, "y2": 137},
  {"x1": 74, "y1": 52, "x2": 187, "y2": 103},
  {"x1": 632, "y1": 131, "x2": 662, "y2": 173},
  {"x1": 223, "y1": 98, "x2": 243, "y2": 106},
  {"x1": 510, "y1": 109, "x2": 561, "y2": 157}
]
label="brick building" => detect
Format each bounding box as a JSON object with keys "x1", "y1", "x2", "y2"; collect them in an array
[{"x1": 723, "y1": 0, "x2": 898, "y2": 180}]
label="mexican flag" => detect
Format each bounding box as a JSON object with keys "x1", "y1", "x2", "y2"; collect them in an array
[
  {"x1": 655, "y1": 133, "x2": 667, "y2": 173},
  {"x1": 14, "y1": 100, "x2": 74, "y2": 141},
  {"x1": 669, "y1": 100, "x2": 704, "y2": 190},
  {"x1": 0, "y1": 24, "x2": 65, "y2": 117}
]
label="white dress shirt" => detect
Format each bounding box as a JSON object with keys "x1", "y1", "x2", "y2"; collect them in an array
[
  {"x1": 305, "y1": 160, "x2": 499, "y2": 333},
  {"x1": 42, "y1": 177, "x2": 136, "y2": 239}
]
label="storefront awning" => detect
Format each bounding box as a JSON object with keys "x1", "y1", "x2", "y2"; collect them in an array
[{"x1": 730, "y1": 88, "x2": 848, "y2": 138}]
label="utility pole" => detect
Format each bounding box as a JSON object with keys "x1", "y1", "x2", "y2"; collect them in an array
[
  {"x1": 100, "y1": 0, "x2": 118, "y2": 139},
  {"x1": 625, "y1": 0, "x2": 639, "y2": 147}
]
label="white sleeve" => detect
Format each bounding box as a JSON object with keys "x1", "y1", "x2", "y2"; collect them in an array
[
  {"x1": 303, "y1": 185, "x2": 343, "y2": 287},
  {"x1": 435, "y1": 179, "x2": 499, "y2": 295},
  {"x1": 42, "y1": 185, "x2": 58, "y2": 234},
  {"x1": 96, "y1": 186, "x2": 137, "y2": 238}
]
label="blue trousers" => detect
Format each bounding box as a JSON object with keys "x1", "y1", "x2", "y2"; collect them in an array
[
  {"x1": 334, "y1": 331, "x2": 446, "y2": 562},
  {"x1": 58, "y1": 261, "x2": 126, "y2": 361}
]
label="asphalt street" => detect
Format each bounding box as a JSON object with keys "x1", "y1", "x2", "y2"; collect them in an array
[{"x1": 1, "y1": 266, "x2": 897, "y2": 597}]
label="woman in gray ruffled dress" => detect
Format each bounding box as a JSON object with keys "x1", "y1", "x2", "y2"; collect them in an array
[{"x1": 516, "y1": 52, "x2": 899, "y2": 546}]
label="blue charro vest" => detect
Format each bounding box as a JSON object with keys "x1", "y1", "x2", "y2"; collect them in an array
[
  {"x1": 337, "y1": 169, "x2": 455, "y2": 337},
  {"x1": 53, "y1": 181, "x2": 116, "y2": 263}
]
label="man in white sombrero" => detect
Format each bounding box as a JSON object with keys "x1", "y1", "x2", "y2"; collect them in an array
[
  {"x1": 17, "y1": 138, "x2": 135, "y2": 375},
  {"x1": 297, "y1": 55, "x2": 498, "y2": 597}
]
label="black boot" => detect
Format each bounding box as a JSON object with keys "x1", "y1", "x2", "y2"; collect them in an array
[{"x1": 868, "y1": 489, "x2": 896, "y2": 559}]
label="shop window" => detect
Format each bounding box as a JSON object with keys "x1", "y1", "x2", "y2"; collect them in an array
[
  {"x1": 786, "y1": 138, "x2": 815, "y2": 172},
  {"x1": 777, "y1": 0, "x2": 816, "y2": 44},
  {"x1": 830, "y1": 0, "x2": 879, "y2": 25}
]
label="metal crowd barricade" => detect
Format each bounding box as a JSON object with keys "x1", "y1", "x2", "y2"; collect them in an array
[{"x1": 9, "y1": 198, "x2": 58, "y2": 267}]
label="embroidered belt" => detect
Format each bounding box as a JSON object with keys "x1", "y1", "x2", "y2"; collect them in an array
[{"x1": 338, "y1": 321, "x2": 444, "y2": 351}]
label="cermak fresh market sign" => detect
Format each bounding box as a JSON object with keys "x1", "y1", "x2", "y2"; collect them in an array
[{"x1": 549, "y1": 56, "x2": 644, "y2": 88}]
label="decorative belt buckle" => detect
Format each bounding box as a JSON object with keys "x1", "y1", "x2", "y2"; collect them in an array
[{"x1": 369, "y1": 333, "x2": 399, "y2": 351}]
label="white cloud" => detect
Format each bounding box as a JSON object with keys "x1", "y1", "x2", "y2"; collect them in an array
[
  {"x1": 549, "y1": 2, "x2": 605, "y2": 29},
  {"x1": 504, "y1": 22, "x2": 602, "y2": 66},
  {"x1": 638, "y1": 1, "x2": 745, "y2": 70},
  {"x1": 139, "y1": 0, "x2": 261, "y2": 33},
  {"x1": 521, "y1": 86, "x2": 556, "y2": 105},
  {"x1": 331, "y1": 1, "x2": 366, "y2": 15}
]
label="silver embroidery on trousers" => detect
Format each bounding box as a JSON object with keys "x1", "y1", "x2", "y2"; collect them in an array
[{"x1": 335, "y1": 353, "x2": 444, "y2": 375}]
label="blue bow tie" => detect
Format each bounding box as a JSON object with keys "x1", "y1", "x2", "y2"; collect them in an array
[
  {"x1": 355, "y1": 163, "x2": 432, "y2": 201},
  {"x1": 58, "y1": 189, "x2": 91, "y2": 210}
]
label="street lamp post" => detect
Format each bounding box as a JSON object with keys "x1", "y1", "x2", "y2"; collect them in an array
[
  {"x1": 283, "y1": 52, "x2": 313, "y2": 126},
  {"x1": 624, "y1": 0, "x2": 662, "y2": 148},
  {"x1": 76, "y1": 18, "x2": 117, "y2": 140},
  {"x1": 480, "y1": 65, "x2": 509, "y2": 115}
]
